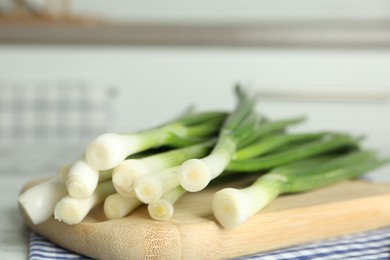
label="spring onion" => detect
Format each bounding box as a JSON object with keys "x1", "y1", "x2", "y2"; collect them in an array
[
  {"x1": 213, "y1": 151, "x2": 389, "y2": 228},
  {"x1": 148, "y1": 186, "x2": 186, "y2": 221},
  {"x1": 103, "y1": 193, "x2": 142, "y2": 220},
  {"x1": 112, "y1": 141, "x2": 214, "y2": 197},
  {"x1": 18, "y1": 177, "x2": 67, "y2": 225},
  {"x1": 134, "y1": 167, "x2": 180, "y2": 204},
  {"x1": 227, "y1": 134, "x2": 359, "y2": 172},
  {"x1": 65, "y1": 155, "x2": 100, "y2": 199},
  {"x1": 19, "y1": 86, "x2": 390, "y2": 229},
  {"x1": 85, "y1": 111, "x2": 226, "y2": 171},
  {"x1": 59, "y1": 164, "x2": 112, "y2": 184},
  {"x1": 178, "y1": 86, "x2": 259, "y2": 192},
  {"x1": 54, "y1": 180, "x2": 115, "y2": 225}
]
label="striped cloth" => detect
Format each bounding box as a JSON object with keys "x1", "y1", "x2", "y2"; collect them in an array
[
  {"x1": 30, "y1": 227, "x2": 390, "y2": 260},
  {"x1": 29, "y1": 232, "x2": 91, "y2": 260}
]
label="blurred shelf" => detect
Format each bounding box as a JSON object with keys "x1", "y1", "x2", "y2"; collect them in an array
[{"x1": 2, "y1": 20, "x2": 390, "y2": 47}]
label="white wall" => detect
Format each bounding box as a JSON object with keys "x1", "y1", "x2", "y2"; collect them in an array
[
  {"x1": 1, "y1": 45, "x2": 390, "y2": 178},
  {"x1": 1, "y1": 45, "x2": 389, "y2": 127},
  {"x1": 21, "y1": 0, "x2": 390, "y2": 23}
]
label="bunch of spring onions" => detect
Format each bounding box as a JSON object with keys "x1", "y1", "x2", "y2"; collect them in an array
[
  {"x1": 18, "y1": 110, "x2": 227, "y2": 225},
  {"x1": 18, "y1": 85, "x2": 390, "y2": 228}
]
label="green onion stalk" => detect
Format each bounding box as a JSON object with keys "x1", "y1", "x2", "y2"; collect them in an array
[
  {"x1": 85, "y1": 111, "x2": 227, "y2": 171},
  {"x1": 59, "y1": 161, "x2": 112, "y2": 199},
  {"x1": 178, "y1": 86, "x2": 260, "y2": 192},
  {"x1": 213, "y1": 150, "x2": 390, "y2": 228},
  {"x1": 19, "y1": 177, "x2": 67, "y2": 225},
  {"x1": 54, "y1": 180, "x2": 116, "y2": 225},
  {"x1": 65, "y1": 155, "x2": 100, "y2": 199},
  {"x1": 148, "y1": 186, "x2": 186, "y2": 221},
  {"x1": 227, "y1": 134, "x2": 360, "y2": 172}
]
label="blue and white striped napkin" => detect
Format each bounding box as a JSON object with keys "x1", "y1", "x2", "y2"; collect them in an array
[
  {"x1": 30, "y1": 227, "x2": 390, "y2": 260},
  {"x1": 29, "y1": 232, "x2": 91, "y2": 260}
]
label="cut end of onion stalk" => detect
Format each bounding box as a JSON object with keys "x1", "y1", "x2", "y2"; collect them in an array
[
  {"x1": 178, "y1": 159, "x2": 212, "y2": 192},
  {"x1": 54, "y1": 197, "x2": 88, "y2": 225},
  {"x1": 212, "y1": 188, "x2": 253, "y2": 229},
  {"x1": 66, "y1": 181, "x2": 90, "y2": 199},
  {"x1": 65, "y1": 160, "x2": 99, "y2": 199},
  {"x1": 112, "y1": 171, "x2": 134, "y2": 194},
  {"x1": 134, "y1": 167, "x2": 180, "y2": 204},
  {"x1": 148, "y1": 200, "x2": 174, "y2": 221},
  {"x1": 104, "y1": 194, "x2": 127, "y2": 220},
  {"x1": 104, "y1": 193, "x2": 142, "y2": 220},
  {"x1": 86, "y1": 133, "x2": 133, "y2": 170},
  {"x1": 112, "y1": 160, "x2": 148, "y2": 197},
  {"x1": 134, "y1": 179, "x2": 162, "y2": 204}
]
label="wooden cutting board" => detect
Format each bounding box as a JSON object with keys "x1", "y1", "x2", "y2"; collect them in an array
[{"x1": 20, "y1": 179, "x2": 390, "y2": 260}]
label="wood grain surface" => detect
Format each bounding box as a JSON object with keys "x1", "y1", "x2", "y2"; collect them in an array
[{"x1": 20, "y1": 179, "x2": 390, "y2": 260}]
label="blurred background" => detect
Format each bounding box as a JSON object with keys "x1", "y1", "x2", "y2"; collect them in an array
[
  {"x1": 0, "y1": 0, "x2": 390, "y2": 179},
  {"x1": 1, "y1": 2, "x2": 390, "y2": 258}
]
